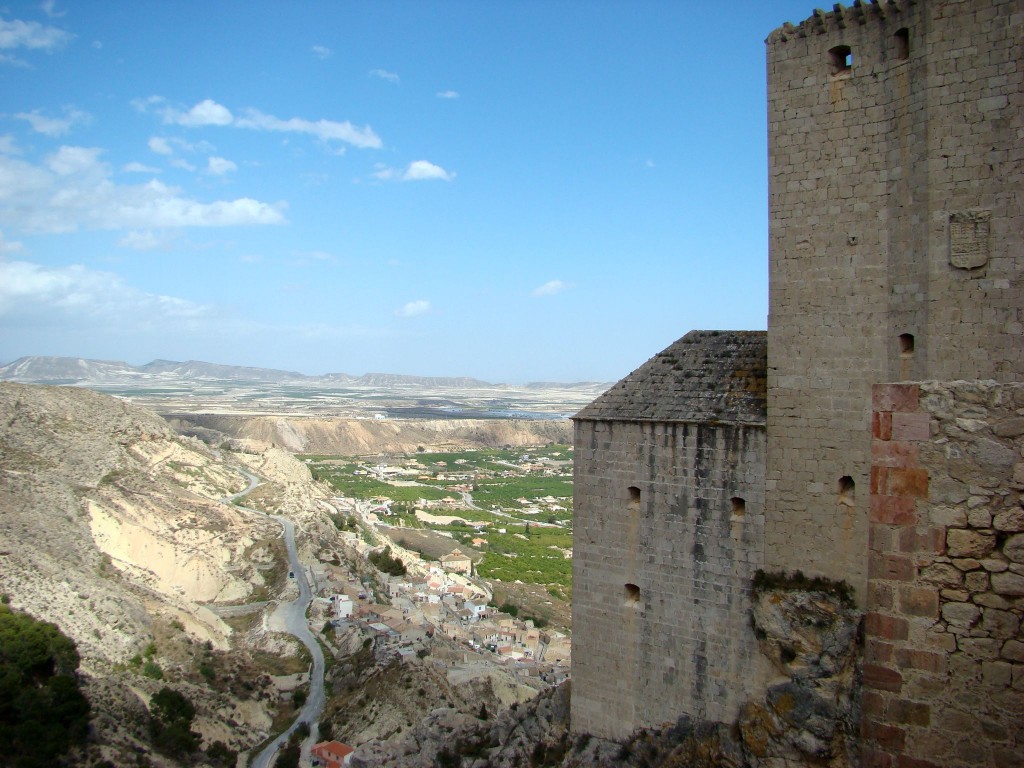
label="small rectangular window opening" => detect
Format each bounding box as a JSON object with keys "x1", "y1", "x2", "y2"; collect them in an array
[
  {"x1": 829, "y1": 45, "x2": 853, "y2": 75},
  {"x1": 627, "y1": 486, "x2": 641, "y2": 520},
  {"x1": 838, "y1": 476, "x2": 855, "y2": 507},
  {"x1": 899, "y1": 333, "x2": 915, "y2": 358},
  {"x1": 895, "y1": 28, "x2": 910, "y2": 60},
  {"x1": 731, "y1": 497, "x2": 747, "y2": 516},
  {"x1": 624, "y1": 583, "x2": 641, "y2": 607}
]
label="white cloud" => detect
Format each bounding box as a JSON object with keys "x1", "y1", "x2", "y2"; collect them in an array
[
  {"x1": 312, "y1": 45, "x2": 332, "y2": 59},
  {"x1": 0, "y1": 229, "x2": 24, "y2": 254},
  {"x1": 47, "y1": 145, "x2": 103, "y2": 175},
  {"x1": 531, "y1": 279, "x2": 567, "y2": 297},
  {"x1": 0, "y1": 135, "x2": 20, "y2": 155},
  {"x1": 403, "y1": 160, "x2": 454, "y2": 182},
  {"x1": 206, "y1": 156, "x2": 237, "y2": 176},
  {"x1": 147, "y1": 135, "x2": 213, "y2": 162},
  {"x1": 138, "y1": 97, "x2": 382, "y2": 151},
  {"x1": 41, "y1": 1, "x2": 66, "y2": 19},
  {"x1": 0, "y1": 17, "x2": 71, "y2": 54},
  {"x1": 370, "y1": 68, "x2": 399, "y2": 84},
  {"x1": 370, "y1": 165, "x2": 397, "y2": 182},
  {"x1": 122, "y1": 161, "x2": 161, "y2": 174},
  {"x1": 116, "y1": 230, "x2": 172, "y2": 251},
  {"x1": 164, "y1": 98, "x2": 234, "y2": 127},
  {"x1": 15, "y1": 107, "x2": 90, "y2": 137},
  {"x1": 169, "y1": 157, "x2": 196, "y2": 172},
  {"x1": 397, "y1": 299, "x2": 431, "y2": 317},
  {"x1": 0, "y1": 259, "x2": 209, "y2": 321},
  {"x1": 148, "y1": 136, "x2": 173, "y2": 155},
  {"x1": 0, "y1": 146, "x2": 287, "y2": 233},
  {"x1": 235, "y1": 108, "x2": 382, "y2": 148},
  {"x1": 436, "y1": 90, "x2": 459, "y2": 99},
  {"x1": 372, "y1": 160, "x2": 455, "y2": 183}
]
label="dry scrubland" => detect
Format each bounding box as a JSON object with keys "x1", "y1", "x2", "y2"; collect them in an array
[{"x1": 0, "y1": 381, "x2": 583, "y2": 765}]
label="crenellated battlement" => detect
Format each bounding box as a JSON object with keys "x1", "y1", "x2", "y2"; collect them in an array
[{"x1": 767, "y1": 0, "x2": 912, "y2": 43}]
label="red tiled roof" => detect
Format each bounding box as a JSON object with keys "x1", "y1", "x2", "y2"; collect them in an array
[{"x1": 311, "y1": 740, "x2": 355, "y2": 767}]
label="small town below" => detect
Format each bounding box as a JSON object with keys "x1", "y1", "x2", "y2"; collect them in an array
[{"x1": 286, "y1": 446, "x2": 574, "y2": 688}]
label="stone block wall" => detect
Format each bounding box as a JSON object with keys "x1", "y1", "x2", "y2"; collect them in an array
[
  {"x1": 571, "y1": 419, "x2": 769, "y2": 741},
  {"x1": 765, "y1": 0, "x2": 1024, "y2": 600},
  {"x1": 864, "y1": 381, "x2": 1024, "y2": 767}
]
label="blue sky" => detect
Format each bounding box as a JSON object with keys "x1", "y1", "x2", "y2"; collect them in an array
[{"x1": 0, "y1": 0, "x2": 816, "y2": 383}]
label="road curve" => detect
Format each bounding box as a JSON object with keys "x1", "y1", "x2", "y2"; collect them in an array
[
  {"x1": 226, "y1": 473, "x2": 327, "y2": 768},
  {"x1": 249, "y1": 516, "x2": 327, "y2": 768}
]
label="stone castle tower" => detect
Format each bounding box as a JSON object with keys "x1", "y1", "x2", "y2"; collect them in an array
[
  {"x1": 572, "y1": 0, "x2": 1023, "y2": 760},
  {"x1": 764, "y1": 0, "x2": 1022, "y2": 601}
]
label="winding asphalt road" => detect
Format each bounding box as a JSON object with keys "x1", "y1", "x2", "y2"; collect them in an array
[
  {"x1": 225, "y1": 473, "x2": 327, "y2": 768},
  {"x1": 250, "y1": 516, "x2": 327, "y2": 768}
]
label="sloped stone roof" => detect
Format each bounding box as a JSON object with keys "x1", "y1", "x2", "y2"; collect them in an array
[{"x1": 574, "y1": 330, "x2": 767, "y2": 425}]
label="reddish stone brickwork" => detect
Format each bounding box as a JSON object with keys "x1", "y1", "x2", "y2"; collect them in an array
[{"x1": 866, "y1": 382, "x2": 1024, "y2": 768}]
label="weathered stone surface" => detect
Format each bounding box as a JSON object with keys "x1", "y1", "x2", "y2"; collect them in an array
[
  {"x1": 919, "y1": 563, "x2": 963, "y2": 588},
  {"x1": 952, "y1": 558, "x2": 982, "y2": 571},
  {"x1": 867, "y1": 380, "x2": 1024, "y2": 766},
  {"x1": 573, "y1": 396, "x2": 768, "y2": 739},
  {"x1": 931, "y1": 505, "x2": 968, "y2": 527},
  {"x1": 993, "y1": 508, "x2": 1024, "y2": 532},
  {"x1": 973, "y1": 593, "x2": 1011, "y2": 610},
  {"x1": 991, "y1": 571, "x2": 1024, "y2": 596},
  {"x1": 969, "y1": 438, "x2": 1018, "y2": 469},
  {"x1": 947, "y1": 529, "x2": 996, "y2": 559},
  {"x1": 1004, "y1": 534, "x2": 1024, "y2": 564},
  {"x1": 967, "y1": 508, "x2": 992, "y2": 527},
  {"x1": 980, "y1": 558, "x2": 1009, "y2": 573},
  {"x1": 950, "y1": 561, "x2": 983, "y2": 573},
  {"x1": 982, "y1": 609, "x2": 1020, "y2": 638},
  {"x1": 1001, "y1": 641, "x2": 1024, "y2": 663},
  {"x1": 941, "y1": 602, "x2": 981, "y2": 628},
  {"x1": 745, "y1": 588, "x2": 861, "y2": 766},
  {"x1": 993, "y1": 417, "x2": 1024, "y2": 438},
  {"x1": 965, "y1": 571, "x2": 990, "y2": 593}
]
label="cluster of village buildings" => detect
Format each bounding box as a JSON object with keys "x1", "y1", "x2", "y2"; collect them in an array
[
  {"x1": 305, "y1": 527, "x2": 570, "y2": 681},
  {"x1": 305, "y1": 452, "x2": 573, "y2": 767}
]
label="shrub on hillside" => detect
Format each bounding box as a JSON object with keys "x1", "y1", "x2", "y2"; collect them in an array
[{"x1": 0, "y1": 604, "x2": 91, "y2": 767}]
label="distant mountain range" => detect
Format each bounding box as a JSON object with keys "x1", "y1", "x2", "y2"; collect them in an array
[{"x1": 0, "y1": 356, "x2": 609, "y2": 391}]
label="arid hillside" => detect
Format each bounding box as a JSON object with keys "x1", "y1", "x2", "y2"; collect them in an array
[
  {"x1": 0, "y1": 382, "x2": 285, "y2": 658},
  {"x1": 167, "y1": 413, "x2": 572, "y2": 454},
  {"x1": 0, "y1": 382, "x2": 314, "y2": 764}
]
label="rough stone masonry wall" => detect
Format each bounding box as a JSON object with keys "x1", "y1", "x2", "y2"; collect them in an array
[
  {"x1": 571, "y1": 419, "x2": 770, "y2": 741},
  {"x1": 865, "y1": 381, "x2": 1024, "y2": 767},
  {"x1": 765, "y1": 0, "x2": 1024, "y2": 601}
]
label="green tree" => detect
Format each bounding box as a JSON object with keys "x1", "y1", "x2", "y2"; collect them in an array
[
  {"x1": 149, "y1": 687, "x2": 200, "y2": 758},
  {"x1": 368, "y1": 546, "x2": 407, "y2": 576},
  {"x1": 276, "y1": 742, "x2": 301, "y2": 768},
  {"x1": 206, "y1": 740, "x2": 237, "y2": 767},
  {"x1": 0, "y1": 604, "x2": 91, "y2": 767}
]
